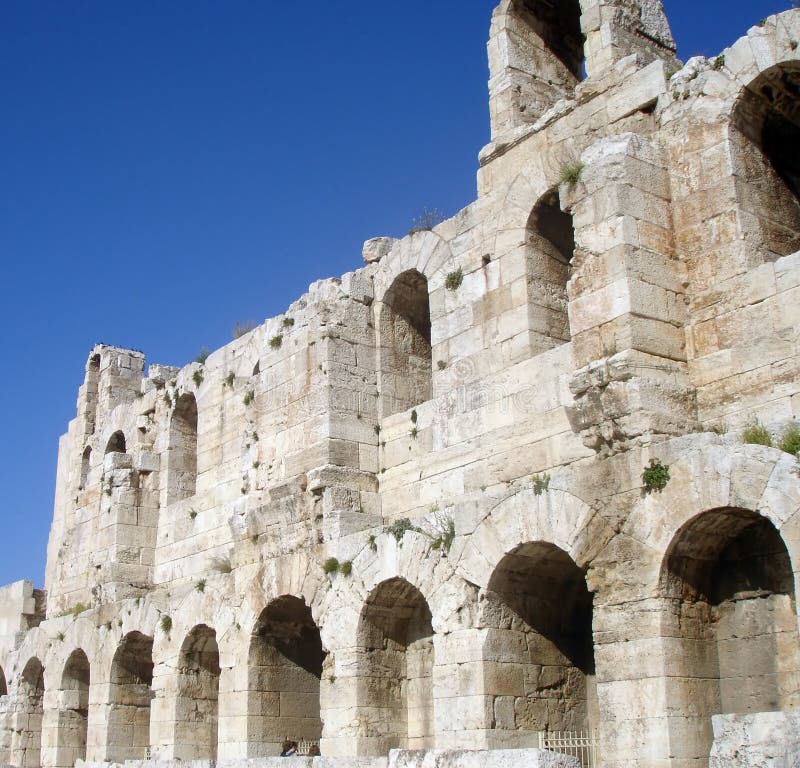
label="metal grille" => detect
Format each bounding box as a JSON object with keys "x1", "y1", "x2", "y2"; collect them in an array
[{"x1": 539, "y1": 730, "x2": 600, "y2": 767}]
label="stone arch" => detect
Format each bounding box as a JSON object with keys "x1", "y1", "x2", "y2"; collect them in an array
[
  {"x1": 105, "y1": 430, "x2": 126, "y2": 454},
  {"x1": 54, "y1": 649, "x2": 90, "y2": 768},
  {"x1": 730, "y1": 61, "x2": 800, "y2": 258},
  {"x1": 82, "y1": 352, "x2": 101, "y2": 436},
  {"x1": 14, "y1": 657, "x2": 44, "y2": 768},
  {"x1": 488, "y1": 0, "x2": 585, "y2": 137},
  {"x1": 166, "y1": 393, "x2": 198, "y2": 504},
  {"x1": 354, "y1": 577, "x2": 435, "y2": 754},
  {"x1": 174, "y1": 624, "x2": 220, "y2": 761},
  {"x1": 456, "y1": 487, "x2": 603, "y2": 589},
  {"x1": 483, "y1": 541, "x2": 596, "y2": 744},
  {"x1": 107, "y1": 632, "x2": 154, "y2": 762},
  {"x1": 658, "y1": 507, "x2": 800, "y2": 766},
  {"x1": 377, "y1": 269, "x2": 432, "y2": 417},
  {"x1": 525, "y1": 186, "x2": 576, "y2": 345},
  {"x1": 247, "y1": 596, "x2": 325, "y2": 755}
]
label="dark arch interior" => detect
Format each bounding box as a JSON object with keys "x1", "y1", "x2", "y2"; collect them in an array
[
  {"x1": 662, "y1": 508, "x2": 800, "y2": 767},
  {"x1": 80, "y1": 446, "x2": 92, "y2": 489},
  {"x1": 18, "y1": 658, "x2": 44, "y2": 768},
  {"x1": 733, "y1": 64, "x2": 800, "y2": 256},
  {"x1": 167, "y1": 394, "x2": 198, "y2": 504},
  {"x1": 357, "y1": 578, "x2": 434, "y2": 753},
  {"x1": 21, "y1": 657, "x2": 44, "y2": 697},
  {"x1": 384, "y1": 270, "x2": 431, "y2": 345},
  {"x1": 248, "y1": 597, "x2": 325, "y2": 754},
  {"x1": 379, "y1": 270, "x2": 432, "y2": 417},
  {"x1": 0, "y1": 665, "x2": 7, "y2": 696},
  {"x1": 108, "y1": 632, "x2": 154, "y2": 762},
  {"x1": 105, "y1": 431, "x2": 126, "y2": 454},
  {"x1": 519, "y1": 0, "x2": 585, "y2": 79},
  {"x1": 59, "y1": 649, "x2": 90, "y2": 765},
  {"x1": 89, "y1": 354, "x2": 100, "y2": 371},
  {"x1": 530, "y1": 189, "x2": 576, "y2": 266}
]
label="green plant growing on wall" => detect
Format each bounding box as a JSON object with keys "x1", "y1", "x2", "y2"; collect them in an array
[
  {"x1": 164, "y1": 391, "x2": 172, "y2": 408},
  {"x1": 282, "y1": 317, "x2": 295, "y2": 328},
  {"x1": 368, "y1": 534, "x2": 377, "y2": 552},
  {"x1": 778, "y1": 422, "x2": 800, "y2": 457},
  {"x1": 269, "y1": 335, "x2": 283, "y2": 350},
  {"x1": 427, "y1": 512, "x2": 456, "y2": 553},
  {"x1": 445, "y1": 267, "x2": 463, "y2": 291},
  {"x1": 210, "y1": 555, "x2": 233, "y2": 574},
  {"x1": 160, "y1": 615, "x2": 172, "y2": 635},
  {"x1": 409, "y1": 427, "x2": 418, "y2": 439},
  {"x1": 409, "y1": 207, "x2": 445, "y2": 234},
  {"x1": 243, "y1": 390, "x2": 255, "y2": 407},
  {"x1": 56, "y1": 631, "x2": 65, "y2": 642},
  {"x1": 742, "y1": 419, "x2": 772, "y2": 447},
  {"x1": 233, "y1": 321, "x2": 255, "y2": 339},
  {"x1": 531, "y1": 473, "x2": 550, "y2": 496},
  {"x1": 224, "y1": 372, "x2": 235, "y2": 388},
  {"x1": 559, "y1": 162, "x2": 584, "y2": 186},
  {"x1": 192, "y1": 370, "x2": 204, "y2": 388},
  {"x1": 195, "y1": 347, "x2": 210, "y2": 364},
  {"x1": 642, "y1": 459, "x2": 671, "y2": 495},
  {"x1": 323, "y1": 557, "x2": 340, "y2": 575},
  {"x1": 195, "y1": 579, "x2": 206, "y2": 593},
  {"x1": 340, "y1": 560, "x2": 353, "y2": 577},
  {"x1": 388, "y1": 518, "x2": 417, "y2": 543}
]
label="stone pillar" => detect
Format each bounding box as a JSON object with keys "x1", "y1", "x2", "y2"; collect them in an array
[{"x1": 565, "y1": 133, "x2": 697, "y2": 453}]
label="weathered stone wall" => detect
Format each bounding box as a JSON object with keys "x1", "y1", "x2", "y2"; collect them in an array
[{"x1": 1, "y1": 4, "x2": 800, "y2": 768}]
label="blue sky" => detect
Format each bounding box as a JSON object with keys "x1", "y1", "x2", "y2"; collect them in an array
[{"x1": 0, "y1": 0, "x2": 791, "y2": 590}]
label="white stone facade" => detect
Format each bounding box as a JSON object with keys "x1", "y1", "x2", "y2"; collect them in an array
[{"x1": 1, "y1": 2, "x2": 800, "y2": 767}]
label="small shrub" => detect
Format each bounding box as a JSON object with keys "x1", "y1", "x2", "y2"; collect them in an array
[
  {"x1": 164, "y1": 391, "x2": 172, "y2": 408},
  {"x1": 189, "y1": 509, "x2": 197, "y2": 520},
  {"x1": 225, "y1": 372, "x2": 235, "y2": 388},
  {"x1": 269, "y1": 334, "x2": 283, "y2": 350},
  {"x1": 642, "y1": 459, "x2": 671, "y2": 495},
  {"x1": 712, "y1": 55, "x2": 725, "y2": 71},
  {"x1": 323, "y1": 557, "x2": 340, "y2": 575},
  {"x1": 233, "y1": 320, "x2": 256, "y2": 339},
  {"x1": 388, "y1": 518, "x2": 416, "y2": 542},
  {"x1": 445, "y1": 267, "x2": 464, "y2": 291},
  {"x1": 56, "y1": 631, "x2": 65, "y2": 642},
  {"x1": 192, "y1": 370, "x2": 204, "y2": 388},
  {"x1": 243, "y1": 390, "x2": 255, "y2": 407},
  {"x1": 778, "y1": 422, "x2": 800, "y2": 457},
  {"x1": 340, "y1": 560, "x2": 353, "y2": 577},
  {"x1": 531, "y1": 473, "x2": 550, "y2": 496},
  {"x1": 409, "y1": 207, "x2": 446, "y2": 234},
  {"x1": 437, "y1": 360, "x2": 447, "y2": 370},
  {"x1": 374, "y1": 425, "x2": 381, "y2": 436},
  {"x1": 410, "y1": 409, "x2": 418, "y2": 424},
  {"x1": 428, "y1": 512, "x2": 456, "y2": 553},
  {"x1": 742, "y1": 419, "x2": 772, "y2": 447},
  {"x1": 282, "y1": 317, "x2": 295, "y2": 328},
  {"x1": 409, "y1": 427, "x2": 418, "y2": 439},
  {"x1": 711, "y1": 423, "x2": 727, "y2": 436},
  {"x1": 195, "y1": 347, "x2": 210, "y2": 364},
  {"x1": 368, "y1": 534, "x2": 377, "y2": 552},
  {"x1": 210, "y1": 555, "x2": 233, "y2": 574},
  {"x1": 559, "y1": 162, "x2": 584, "y2": 186},
  {"x1": 160, "y1": 615, "x2": 172, "y2": 635},
  {"x1": 195, "y1": 579, "x2": 206, "y2": 593}
]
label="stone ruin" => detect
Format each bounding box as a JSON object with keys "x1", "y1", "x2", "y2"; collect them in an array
[{"x1": 1, "y1": 2, "x2": 800, "y2": 767}]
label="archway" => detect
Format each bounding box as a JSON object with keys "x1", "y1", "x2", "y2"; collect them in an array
[
  {"x1": 166, "y1": 393, "x2": 198, "y2": 504},
  {"x1": 356, "y1": 578, "x2": 434, "y2": 754},
  {"x1": 660, "y1": 508, "x2": 800, "y2": 766},
  {"x1": 526, "y1": 188, "x2": 575, "y2": 345},
  {"x1": 732, "y1": 62, "x2": 800, "y2": 257},
  {"x1": 105, "y1": 431, "x2": 126, "y2": 454},
  {"x1": 80, "y1": 446, "x2": 92, "y2": 490},
  {"x1": 55, "y1": 649, "x2": 90, "y2": 767},
  {"x1": 175, "y1": 625, "x2": 220, "y2": 760},
  {"x1": 484, "y1": 542, "x2": 596, "y2": 744},
  {"x1": 378, "y1": 270, "x2": 432, "y2": 417},
  {"x1": 247, "y1": 596, "x2": 325, "y2": 755},
  {"x1": 107, "y1": 632, "x2": 153, "y2": 762},
  {"x1": 15, "y1": 658, "x2": 44, "y2": 768}
]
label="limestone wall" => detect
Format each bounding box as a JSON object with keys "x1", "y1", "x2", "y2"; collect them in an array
[{"x1": 2, "y1": 4, "x2": 800, "y2": 768}]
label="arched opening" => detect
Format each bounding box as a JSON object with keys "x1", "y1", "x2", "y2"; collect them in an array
[
  {"x1": 15, "y1": 658, "x2": 44, "y2": 768},
  {"x1": 175, "y1": 625, "x2": 220, "y2": 761},
  {"x1": 107, "y1": 632, "x2": 154, "y2": 762},
  {"x1": 253, "y1": 361, "x2": 260, "y2": 376},
  {"x1": 660, "y1": 508, "x2": 800, "y2": 766},
  {"x1": 80, "y1": 446, "x2": 92, "y2": 490},
  {"x1": 732, "y1": 63, "x2": 800, "y2": 258},
  {"x1": 105, "y1": 431, "x2": 126, "y2": 455},
  {"x1": 484, "y1": 542, "x2": 595, "y2": 745},
  {"x1": 489, "y1": 0, "x2": 585, "y2": 136},
  {"x1": 526, "y1": 188, "x2": 575, "y2": 346},
  {"x1": 378, "y1": 270, "x2": 432, "y2": 418},
  {"x1": 0, "y1": 665, "x2": 7, "y2": 696},
  {"x1": 83, "y1": 353, "x2": 101, "y2": 436},
  {"x1": 166, "y1": 393, "x2": 198, "y2": 504},
  {"x1": 356, "y1": 578, "x2": 434, "y2": 754},
  {"x1": 247, "y1": 596, "x2": 325, "y2": 755},
  {"x1": 55, "y1": 649, "x2": 90, "y2": 767}
]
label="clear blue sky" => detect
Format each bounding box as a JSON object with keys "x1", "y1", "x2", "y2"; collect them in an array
[{"x1": 0, "y1": 0, "x2": 791, "y2": 590}]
